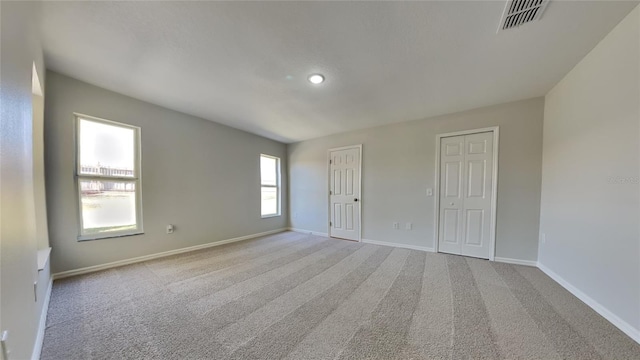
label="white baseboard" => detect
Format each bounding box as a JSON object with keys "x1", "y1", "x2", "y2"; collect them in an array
[
  {"x1": 494, "y1": 256, "x2": 537, "y2": 267},
  {"x1": 288, "y1": 227, "x2": 329, "y2": 238},
  {"x1": 31, "y1": 276, "x2": 53, "y2": 360},
  {"x1": 53, "y1": 228, "x2": 288, "y2": 280},
  {"x1": 362, "y1": 238, "x2": 435, "y2": 253},
  {"x1": 538, "y1": 262, "x2": 640, "y2": 344}
]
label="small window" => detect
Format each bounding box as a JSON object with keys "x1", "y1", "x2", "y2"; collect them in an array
[
  {"x1": 75, "y1": 114, "x2": 142, "y2": 240},
  {"x1": 260, "y1": 154, "x2": 281, "y2": 217}
]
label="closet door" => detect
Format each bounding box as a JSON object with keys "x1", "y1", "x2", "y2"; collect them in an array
[
  {"x1": 438, "y1": 135, "x2": 464, "y2": 255},
  {"x1": 460, "y1": 132, "x2": 493, "y2": 259},
  {"x1": 438, "y1": 132, "x2": 493, "y2": 259},
  {"x1": 329, "y1": 146, "x2": 361, "y2": 241}
]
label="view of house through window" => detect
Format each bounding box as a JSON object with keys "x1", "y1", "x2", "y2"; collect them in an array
[
  {"x1": 260, "y1": 154, "x2": 280, "y2": 217},
  {"x1": 76, "y1": 115, "x2": 142, "y2": 240}
]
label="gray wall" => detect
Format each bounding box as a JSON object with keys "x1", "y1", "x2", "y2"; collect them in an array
[
  {"x1": 539, "y1": 5, "x2": 640, "y2": 334},
  {"x1": 45, "y1": 72, "x2": 288, "y2": 273},
  {"x1": 289, "y1": 97, "x2": 544, "y2": 262},
  {"x1": 0, "y1": 1, "x2": 52, "y2": 359}
]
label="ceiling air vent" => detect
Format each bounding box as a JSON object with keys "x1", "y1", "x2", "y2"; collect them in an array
[{"x1": 498, "y1": 0, "x2": 550, "y2": 31}]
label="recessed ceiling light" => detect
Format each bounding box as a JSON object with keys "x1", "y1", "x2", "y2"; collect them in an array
[{"x1": 308, "y1": 74, "x2": 325, "y2": 85}]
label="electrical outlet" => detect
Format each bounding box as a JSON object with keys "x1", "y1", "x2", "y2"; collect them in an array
[
  {"x1": 392, "y1": 222, "x2": 399, "y2": 230},
  {"x1": 166, "y1": 224, "x2": 174, "y2": 234},
  {"x1": 426, "y1": 188, "x2": 433, "y2": 196},
  {"x1": 405, "y1": 222, "x2": 412, "y2": 230},
  {"x1": 541, "y1": 233, "x2": 546, "y2": 244}
]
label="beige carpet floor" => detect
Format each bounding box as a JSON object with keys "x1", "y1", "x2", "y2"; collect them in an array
[{"x1": 41, "y1": 231, "x2": 640, "y2": 359}]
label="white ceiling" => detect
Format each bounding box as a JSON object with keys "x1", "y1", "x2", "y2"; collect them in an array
[{"x1": 41, "y1": 1, "x2": 638, "y2": 143}]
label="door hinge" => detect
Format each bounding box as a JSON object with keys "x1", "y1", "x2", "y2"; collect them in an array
[
  {"x1": 330, "y1": 221, "x2": 332, "y2": 226},
  {"x1": 329, "y1": 190, "x2": 332, "y2": 195},
  {"x1": 329, "y1": 159, "x2": 332, "y2": 164}
]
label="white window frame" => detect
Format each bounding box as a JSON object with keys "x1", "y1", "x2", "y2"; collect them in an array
[
  {"x1": 260, "y1": 154, "x2": 281, "y2": 218},
  {"x1": 75, "y1": 113, "x2": 143, "y2": 241}
]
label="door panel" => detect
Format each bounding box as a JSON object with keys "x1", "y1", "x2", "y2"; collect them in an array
[
  {"x1": 442, "y1": 209, "x2": 459, "y2": 243},
  {"x1": 445, "y1": 142, "x2": 462, "y2": 156},
  {"x1": 333, "y1": 170, "x2": 342, "y2": 195},
  {"x1": 468, "y1": 140, "x2": 487, "y2": 154},
  {"x1": 330, "y1": 147, "x2": 361, "y2": 241},
  {"x1": 461, "y1": 132, "x2": 493, "y2": 258},
  {"x1": 464, "y1": 209, "x2": 484, "y2": 246},
  {"x1": 438, "y1": 136, "x2": 464, "y2": 255},
  {"x1": 444, "y1": 162, "x2": 461, "y2": 197},
  {"x1": 346, "y1": 169, "x2": 354, "y2": 195},
  {"x1": 345, "y1": 204, "x2": 354, "y2": 230},
  {"x1": 333, "y1": 203, "x2": 342, "y2": 229},
  {"x1": 467, "y1": 160, "x2": 486, "y2": 198},
  {"x1": 438, "y1": 132, "x2": 494, "y2": 259}
]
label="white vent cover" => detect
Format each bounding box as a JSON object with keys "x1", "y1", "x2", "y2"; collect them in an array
[{"x1": 498, "y1": 0, "x2": 550, "y2": 31}]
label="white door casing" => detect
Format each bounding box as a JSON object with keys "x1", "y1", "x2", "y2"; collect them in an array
[
  {"x1": 437, "y1": 129, "x2": 497, "y2": 259},
  {"x1": 329, "y1": 145, "x2": 361, "y2": 241}
]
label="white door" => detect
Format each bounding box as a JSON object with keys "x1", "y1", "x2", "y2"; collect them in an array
[
  {"x1": 438, "y1": 132, "x2": 494, "y2": 259},
  {"x1": 329, "y1": 146, "x2": 361, "y2": 241},
  {"x1": 438, "y1": 136, "x2": 465, "y2": 255}
]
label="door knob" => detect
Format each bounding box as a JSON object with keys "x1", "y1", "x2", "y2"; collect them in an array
[
  {"x1": 354, "y1": 198, "x2": 359, "y2": 202},
  {"x1": 450, "y1": 202, "x2": 454, "y2": 206}
]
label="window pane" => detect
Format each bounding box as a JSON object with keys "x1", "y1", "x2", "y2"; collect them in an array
[
  {"x1": 80, "y1": 179, "x2": 137, "y2": 234},
  {"x1": 261, "y1": 187, "x2": 278, "y2": 216},
  {"x1": 260, "y1": 156, "x2": 277, "y2": 186},
  {"x1": 79, "y1": 118, "x2": 135, "y2": 177}
]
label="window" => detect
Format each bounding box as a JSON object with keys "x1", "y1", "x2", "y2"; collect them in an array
[
  {"x1": 260, "y1": 154, "x2": 281, "y2": 217},
  {"x1": 75, "y1": 114, "x2": 142, "y2": 240}
]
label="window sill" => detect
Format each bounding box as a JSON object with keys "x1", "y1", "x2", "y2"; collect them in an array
[
  {"x1": 261, "y1": 214, "x2": 281, "y2": 219},
  {"x1": 78, "y1": 231, "x2": 144, "y2": 242},
  {"x1": 37, "y1": 247, "x2": 52, "y2": 271}
]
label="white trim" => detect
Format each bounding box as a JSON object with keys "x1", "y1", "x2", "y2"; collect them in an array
[
  {"x1": 53, "y1": 228, "x2": 287, "y2": 279},
  {"x1": 327, "y1": 144, "x2": 363, "y2": 152},
  {"x1": 362, "y1": 239, "x2": 435, "y2": 253},
  {"x1": 327, "y1": 144, "x2": 363, "y2": 242},
  {"x1": 433, "y1": 126, "x2": 499, "y2": 261},
  {"x1": 288, "y1": 227, "x2": 329, "y2": 238},
  {"x1": 434, "y1": 126, "x2": 499, "y2": 139},
  {"x1": 77, "y1": 231, "x2": 144, "y2": 242},
  {"x1": 31, "y1": 277, "x2": 53, "y2": 360},
  {"x1": 494, "y1": 256, "x2": 537, "y2": 267},
  {"x1": 538, "y1": 262, "x2": 640, "y2": 344}
]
